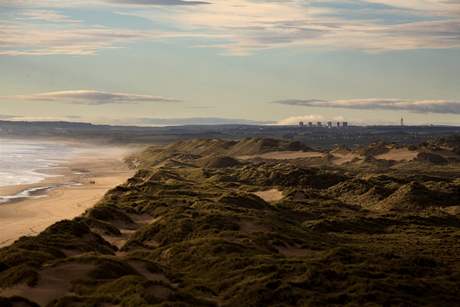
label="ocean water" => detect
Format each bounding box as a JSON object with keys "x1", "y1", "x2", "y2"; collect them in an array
[{"x1": 0, "y1": 139, "x2": 75, "y2": 188}]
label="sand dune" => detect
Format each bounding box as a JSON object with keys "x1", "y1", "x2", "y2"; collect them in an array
[
  {"x1": 239, "y1": 151, "x2": 324, "y2": 160},
  {"x1": 375, "y1": 148, "x2": 419, "y2": 161},
  {"x1": 0, "y1": 263, "x2": 95, "y2": 306},
  {"x1": 1, "y1": 137, "x2": 460, "y2": 305},
  {"x1": 254, "y1": 188, "x2": 283, "y2": 202},
  {"x1": 331, "y1": 152, "x2": 362, "y2": 165}
]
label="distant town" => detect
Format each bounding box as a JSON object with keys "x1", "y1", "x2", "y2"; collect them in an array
[
  {"x1": 298, "y1": 121, "x2": 349, "y2": 128},
  {"x1": 1, "y1": 119, "x2": 460, "y2": 148}
]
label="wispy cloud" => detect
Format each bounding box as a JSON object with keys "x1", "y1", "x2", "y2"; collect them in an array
[
  {"x1": 0, "y1": 115, "x2": 84, "y2": 122},
  {"x1": 120, "y1": 117, "x2": 271, "y2": 126},
  {"x1": 0, "y1": 114, "x2": 271, "y2": 126},
  {"x1": 365, "y1": 0, "x2": 460, "y2": 13},
  {"x1": 0, "y1": 0, "x2": 209, "y2": 7},
  {"x1": 2, "y1": 90, "x2": 180, "y2": 105},
  {"x1": 108, "y1": 0, "x2": 209, "y2": 5},
  {"x1": 145, "y1": 0, "x2": 460, "y2": 54},
  {"x1": 0, "y1": 21, "x2": 157, "y2": 56},
  {"x1": 1, "y1": 0, "x2": 460, "y2": 56},
  {"x1": 18, "y1": 9, "x2": 81, "y2": 23},
  {"x1": 274, "y1": 98, "x2": 460, "y2": 115},
  {"x1": 0, "y1": 17, "x2": 222, "y2": 56},
  {"x1": 0, "y1": 114, "x2": 16, "y2": 120}
]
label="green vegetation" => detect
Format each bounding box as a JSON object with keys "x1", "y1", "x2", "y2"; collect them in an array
[{"x1": 1, "y1": 138, "x2": 460, "y2": 306}]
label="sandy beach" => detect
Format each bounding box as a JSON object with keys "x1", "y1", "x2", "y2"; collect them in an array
[{"x1": 0, "y1": 146, "x2": 136, "y2": 247}]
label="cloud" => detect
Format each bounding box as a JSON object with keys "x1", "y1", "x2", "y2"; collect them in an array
[
  {"x1": 0, "y1": 115, "x2": 84, "y2": 122},
  {"x1": 0, "y1": 16, "x2": 222, "y2": 56},
  {"x1": 0, "y1": 114, "x2": 16, "y2": 120},
  {"x1": 0, "y1": 0, "x2": 209, "y2": 7},
  {"x1": 108, "y1": 0, "x2": 209, "y2": 5},
  {"x1": 18, "y1": 9, "x2": 81, "y2": 23},
  {"x1": 274, "y1": 98, "x2": 460, "y2": 115},
  {"x1": 119, "y1": 117, "x2": 272, "y2": 126},
  {"x1": 145, "y1": 0, "x2": 460, "y2": 54},
  {"x1": 365, "y1": 0, "x2": 460, "y2": 13},
  {"x1": 0, "y1": 21, "x2": 159, "y2": 56},
  {"x1": 1, "y1": 0, "x2": 460, "y2": 56},
  {"x1": 2, "y1": 90, "x2": 180, "y2": 105},
  {"x1": 0, "y1": 115, "x2": 272, "y2": 126}
]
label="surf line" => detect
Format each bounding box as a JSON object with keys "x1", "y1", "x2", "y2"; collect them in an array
[{"x1": 0, "y1": 182, "x2": 83, "y2": 205}]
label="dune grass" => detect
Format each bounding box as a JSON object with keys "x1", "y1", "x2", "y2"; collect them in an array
[{"x1": 1, "y1": 138, "x2": 460, "y2": 306}]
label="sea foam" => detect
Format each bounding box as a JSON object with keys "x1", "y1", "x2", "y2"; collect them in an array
[{"x1": 0, "y1": 139, "x2": 75, "y2": 188}]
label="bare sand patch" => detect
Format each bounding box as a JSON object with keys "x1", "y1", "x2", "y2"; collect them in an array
[
  {"x1": 0, "y1": 263, "x2": 94, "y2": 306},
  {"x1": 239, "y1": 151, "x2": 324, "y2": 160},
  {"x1": 102, "y1": 229, "x2": 136, "y2": 249},
  {"x1": 100, "y1": 216, "x2": 161, "y2": 249},
  {"x1": 375, "y1": 148, "x2": 419, "y2": 162},
  {"x1": 331, "y1": 153, "x2": 362, "y2": 165},
  {"x1": 0, "y1": 147, "x2": 135, "y2": 247},
  {"x1": 254, "y1": 189, "x2": 283, "y2": 202}
]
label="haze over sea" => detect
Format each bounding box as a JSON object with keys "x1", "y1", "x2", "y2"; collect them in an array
[{"x1": 0, "y1": 139, "x2": 75, "y2": 188}]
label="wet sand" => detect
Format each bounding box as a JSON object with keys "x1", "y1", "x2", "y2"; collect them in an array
[{"x1": 0, "y1": 147, "x2": 135, "y2": 247}]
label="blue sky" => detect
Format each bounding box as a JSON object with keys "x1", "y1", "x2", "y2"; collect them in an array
[{"x1": 1, "y1": 0, "x2": 460, "y2": 125}]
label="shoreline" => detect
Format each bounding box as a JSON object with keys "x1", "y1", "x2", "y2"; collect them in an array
[{"x1": 0, "y1": 147, "x2": 136, "y2": 248}]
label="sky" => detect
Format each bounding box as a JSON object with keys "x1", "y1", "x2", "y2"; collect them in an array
[{"x1": 1, "y1": 0, "x2": 460, "y2": 126}]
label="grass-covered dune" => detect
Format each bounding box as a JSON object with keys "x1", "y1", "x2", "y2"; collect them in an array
[{"x1": 1, "y1": 138, "x2": 460, "y2": 306}]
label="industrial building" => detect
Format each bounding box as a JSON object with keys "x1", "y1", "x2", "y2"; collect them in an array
[{"x1": 298, "y1": 121, "x2": 350, "y2": 128}]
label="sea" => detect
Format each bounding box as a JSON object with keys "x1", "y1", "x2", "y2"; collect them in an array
[{"x1": 0, "y1": 139, "x2": 76, "y2": 203}]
